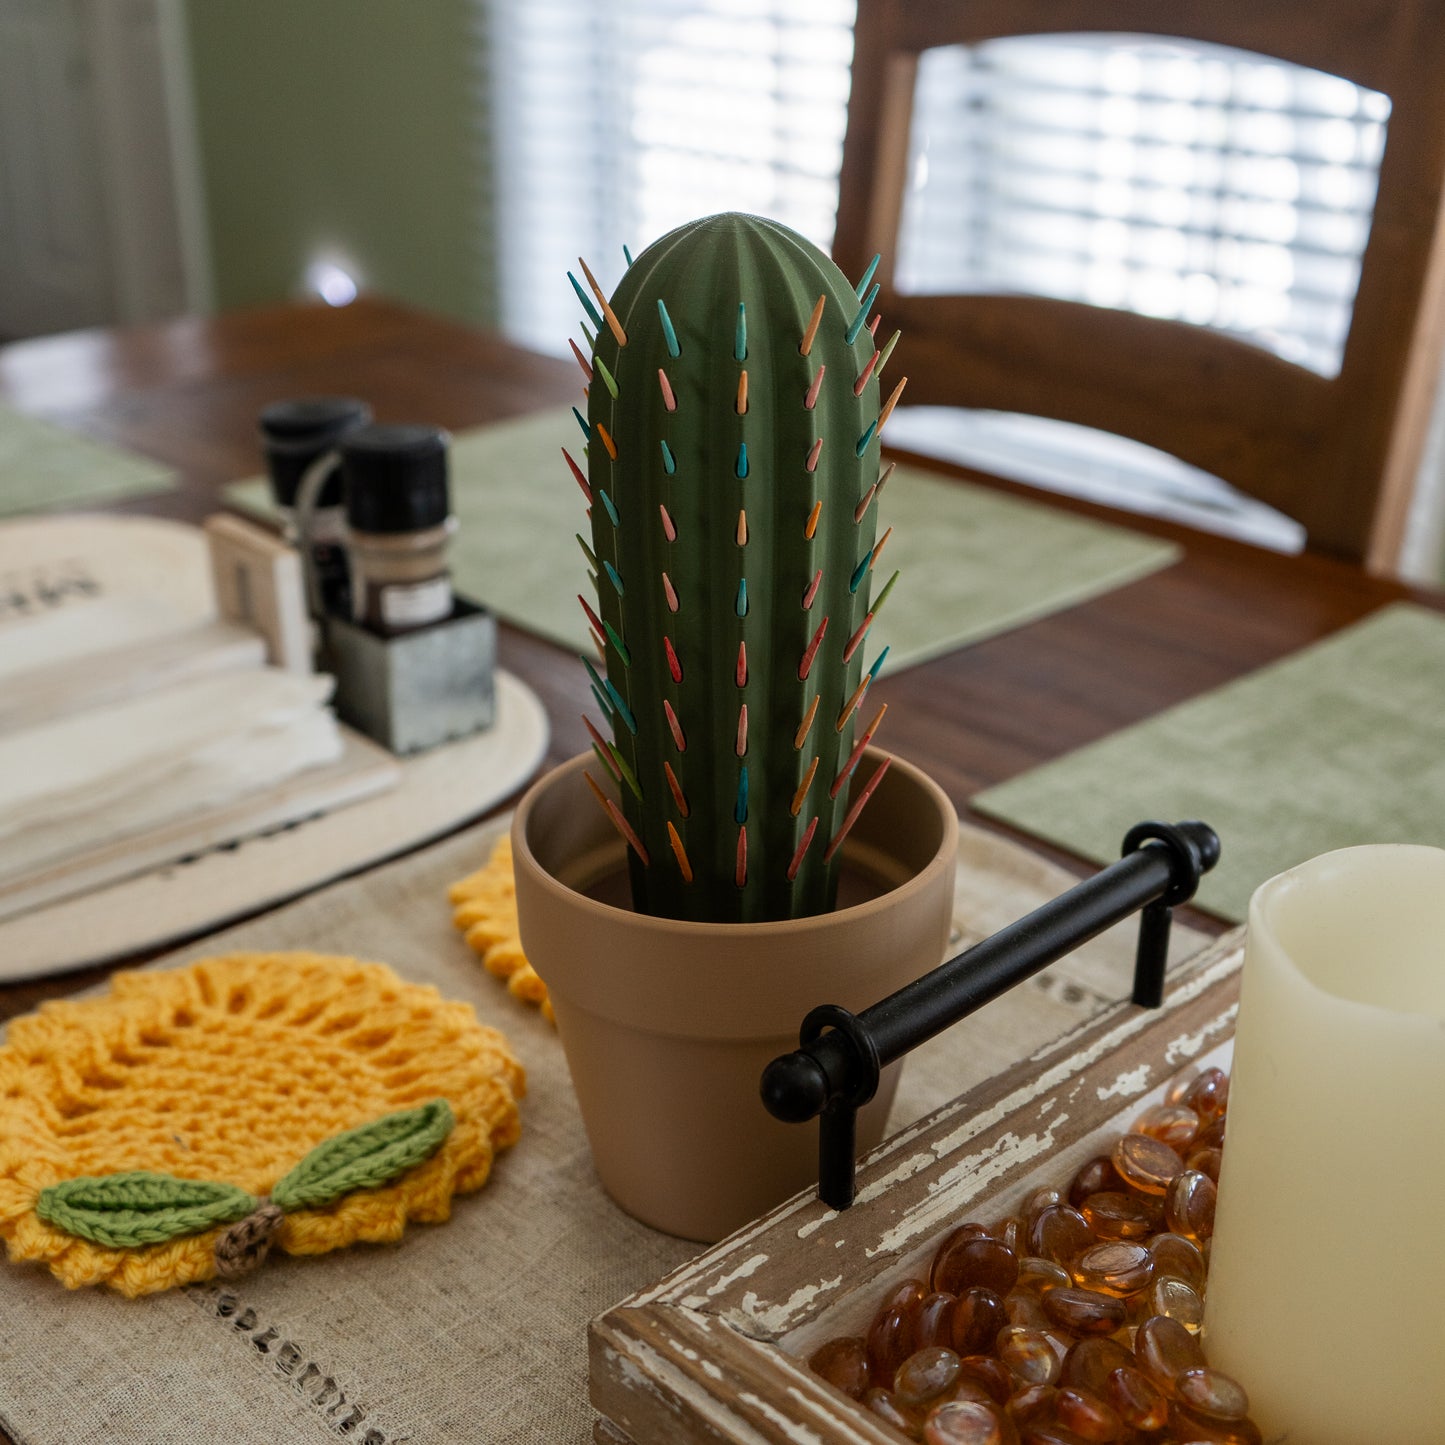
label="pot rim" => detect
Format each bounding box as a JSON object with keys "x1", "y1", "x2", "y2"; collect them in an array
[{"x1": 512, "y1": 745, "x2": 958, "y2": 937}]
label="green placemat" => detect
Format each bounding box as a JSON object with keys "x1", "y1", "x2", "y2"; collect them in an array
[
  {"x1": 0, "y1": 405, "x2": 175, "y2": 516},
  {"x1": 226, "y1": 406, "x2": 1178, "y2": 671},
  {"x1": 973, "y1": 602, "x2": 1445, "y2": 921}
]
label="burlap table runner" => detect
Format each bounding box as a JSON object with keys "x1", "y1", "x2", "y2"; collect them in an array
[{"x1": 0, "y1": 811, "x2": 1205, "y2": 1445}]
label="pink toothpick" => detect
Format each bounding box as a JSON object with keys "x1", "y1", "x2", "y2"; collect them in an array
[{"x1": 823, "y1": 756, "x2": 893, "y2": 862}]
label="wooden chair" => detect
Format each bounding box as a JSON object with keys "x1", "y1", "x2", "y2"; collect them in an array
[{"x1": 834, "y1": 0, "x2": 1445, "y2": 572}]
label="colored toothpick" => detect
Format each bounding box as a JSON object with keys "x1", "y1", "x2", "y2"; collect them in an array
[
  {"x1": 663, "y1": 698, "x2": 686, "y2": 751},
  {"x1": 662, "y1": 572, "x2": 679, "y2": 612},
  {"x1": 735, "y1": 704, "x2": 748, "y2": 758},
  {"x1": 799, "y1": 294, "x2": 825, "y2": 356},
  {"x1": 804, "y1": 364, "x2": 825, "y2": 410},
  {"x1": 805, "y1": 499, "x2": 822, "y2": 537},
  {"x1": 846, "y1": 283, "x2": 880, "y2": 345},
  {"x1": 667, "y1": 821, "x2": 694, "y2": 881},
  {"x1": 798, "y1": 616, "x2": 829, "y2": 680},
  {"x1": 569, "y1": 337, "x2": 593, "y2": 382},
  {"x1": 790, "y1": 757, "x2": 818, "y2": 817},
  {"x1": 854, "y1": 253, "x2": 881, "y2": 299},
  {"x1": 830, "y1": 703, "x2": 887, "y2": 799},
  {"x1": 659, "y1": 503, "x2": 677, "y2": 541},
  {"x1": 822, "y1": 756, "x2": 892, "y2": 862},
  {"x1": 736, "y1": 370, "x2": 748, "y2": 415},
  {"x1": 664, "y1": 636, "x2": 683, "y2": 683},
  {"x1": 562, "y1": 447, "x2": 591, "y2": 504},
  {"x1": 578, "y1": 256, "x2": 627, "y2": 346},
  {"x1": 802, "y1": 567, "x2": 823, "y2": 610},
  {"x1": 736, "y1": 640, "x2": 748, "y2": 688},
  {"x1": 664, "y1": 762, "x2": 690, "y2": 818},
  {"x1": 585, "y1": 774, "x2": 650, "y2": 866},
  {"x1": 568, "y1": 272, "x2": 604, "y2": 332},
  {"x1": 595, "y1": 421, "x2": 618, "y2": 461},
  {"x1": 658, "y1": 368, "x2": 677, "y2": 411},
  {"x1": 853, "y1": 350, "x2": 880, "y2": 396},
  {"x1": 794, "y1": 695, "x2": 820, "y2": 750},
  {"x1": 657, "y1": 298, "x2": 680, "y2": 358},
  {"x1": 787, "y1": 816, "x2": 820, "y2": 880},
  {"x1": 877, "y1": 377, "x2": 907, "y2": 434}
]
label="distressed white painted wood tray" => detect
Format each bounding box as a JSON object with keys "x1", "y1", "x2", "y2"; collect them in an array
[
  {"x1": 0, "y1": 515, "x2": 549, "y2": 979},
  {"x1": 589, "y1": 930, "x2": 1243, "y2": 1445}
]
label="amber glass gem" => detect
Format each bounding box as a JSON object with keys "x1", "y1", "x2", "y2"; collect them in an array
[
  {"x1": 1165, "y1": 1170, "x2": 1217, "y2": 1242},
  {"x1": 864, "y1": 1385, "x2": 923, "y2": 1439},
  {"x1": 997, "y1": 1327, "x2": 1062, "y2": 1386},
  {"x1": 1079, "y1": 1190, "x2": 1157, "y2": 1240},
  {"x1": 1184, "y1": 1067, "x2": 1229, "y2": 1122},
  {"x1": 935, "y1": 1235, "x2": 1021, "y2": 1297},
  {"x1": 1135, "y1": 1314, "x2": 1205, "y2": 1392},
  {"x1": 869, "y1": 1306, "x2": 919, "y2": 1380},
  {"x1": 1176, "y1": 1366, "x2": 1250, "y2": 1422},
  {"x1": 1003, "y1": 1289, "x2": 1051, "y2": 1330},
  {"x1": 1072, "y1": 1239, "x2": 1152, "y2": 1297},
  {"x1": 1027, "y1": 1204, "x2": 1094, "y2": 1265},
  {"x1": 1016, "y1": 1256, "x2": 1071, "y2": 1294},
  {"x1": 923, "y1": 1399, "x2": 1018, "y2": 1445},
  {"x1": 1023, "y1": 1187, "x2": 1062, "y2": 1225},
  {"x1": 1112, "y1": 1134, "x2": 1184, "y2": 1195},
  {"x1": 1060, "y1": 1336, "x2": 1133, "y2": 1395},
  {"x1": 1132, "y1": 1102, "x2": 1200, "y2": 1150},
  {"x1": 1194, "y1": 1116, "x2": 1226, "y2": 1150},
  {"x1": 1164, "y1": 1068, "x2": 1199, "y2": 1105},
  {"x1": 918, "y1": 1291, "x2": 959, "y2": 1348},
  {"x1": 957, "y1": 1354, "x2": 1015, "y2": 1406},
  {"x1": 1104, "y1": 1364, "x2": 1169, "y2": 1430},
  {"x1": 1006, "y1": 1384, "x2": 1057, "y2": 1425},
  {"x1": 1185, "y1": 1144, "x2": 1223, "y2": 1182},
  {"x1": 1168, "y1": 1403, "x2": 1263, "y2": 1443},
  {"x1": 1041, "y1": 1287, "x2": 1126, "y2": 1336},
  {"x1": 996, "y1": 1216, "x2": 1027, "y2": 1256},
  {"x1": 1147, "y1": 1231, "x2": 1205, "y2": 1291},
  {"x1": 951, "y1": 1287, "x2": 1005, "y2": 1354},
  {"x1": 896, "y1": 1346, "x2": 963, "y2": 1406},
  {"x1": 807, "y1": 1336, "x2": 870, "y2": 1398},
  {"x1": 1067, "y1": 1155, "x2": 1122, "y2": 1209},
  {"x1": 1055, "y1": 1385, "x2": 1124, "y2": 1442},
  {"x1": 1146, "y1": 1275, "x2": 1203, "y2": 1331}
]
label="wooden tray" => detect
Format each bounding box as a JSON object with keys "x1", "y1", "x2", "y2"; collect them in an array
[{"x1": 589, "y1": 929, "x2": 1243, "y2": 1444}]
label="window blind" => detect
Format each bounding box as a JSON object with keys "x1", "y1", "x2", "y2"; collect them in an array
[
  {"x1": 485, "y1": 0, "x2": 857, "y2": 357},
  {"x1": 898, "y1": 36, "x2": 1389, "y2": 378}
]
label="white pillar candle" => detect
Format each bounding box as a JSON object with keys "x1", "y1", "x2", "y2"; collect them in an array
[{"x1": 1205, "y1": 845, "x2": 1445, "y2": 1442}]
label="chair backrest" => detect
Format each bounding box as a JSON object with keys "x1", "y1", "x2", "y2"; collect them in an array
[{"x1": 835, "y1": 0, "x2": 1445, "y2": 571}]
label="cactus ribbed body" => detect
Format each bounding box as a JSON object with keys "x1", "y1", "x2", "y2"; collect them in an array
[{"x1": 582, "y1": 213, "x2": 888, "y2": 923}]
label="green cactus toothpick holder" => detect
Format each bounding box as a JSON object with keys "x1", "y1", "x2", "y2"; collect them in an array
[{"x1": 567, "y1": 213, "x2": 905, "y2": 924}]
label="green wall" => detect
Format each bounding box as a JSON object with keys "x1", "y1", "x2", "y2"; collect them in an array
[{"x1": 182, "y1": 0, "x2": 492, "y2": 322}]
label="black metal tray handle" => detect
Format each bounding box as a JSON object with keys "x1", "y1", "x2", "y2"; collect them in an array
[{"x1": 761, "y1": 820, "x2": 1221, "y2": 1209}]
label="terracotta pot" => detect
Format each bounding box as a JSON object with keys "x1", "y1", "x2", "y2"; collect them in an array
[{"x1": 511, "y1": 747, "x2": 958, "y2": 1242}]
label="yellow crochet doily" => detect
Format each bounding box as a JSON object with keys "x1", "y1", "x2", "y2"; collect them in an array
[
  {"x1": 449, "y1": 835, "x2": 553, "y2": 1022},
  {"x1": 0, "y1": 952, "x2": 524, "y2": 1297}
]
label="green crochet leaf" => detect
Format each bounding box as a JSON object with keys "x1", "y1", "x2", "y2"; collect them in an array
[
  {"x1": 271, "y1": 1098, "x2": 454, "y2": 1213},
  {"x1": 36, "y1": 1173, "x2": 256, "y2": 1248}
]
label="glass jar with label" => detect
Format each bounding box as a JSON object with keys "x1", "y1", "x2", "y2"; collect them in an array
[
  {"x1": 259, "y1": 396, "x2": 371, "y2": 617},
  {"x1": 340, "y1": 424, "x2": 457, "y2": 635}
]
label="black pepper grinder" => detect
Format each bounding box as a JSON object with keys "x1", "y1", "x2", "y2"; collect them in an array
[
  {"x1": 259, "y1": 397, "x2": 371, "y2": 618},
  {"x1": 340, "y1": 424, "x2": 457, "y2": 635}
]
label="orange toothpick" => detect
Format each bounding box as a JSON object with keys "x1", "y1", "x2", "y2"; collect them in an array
[
  {"x1": 794, "y1": 695, "x2": 820, "y2": 750},
  {"x1": 667, "y1": 821, "x2": 694, "y2": 882},
  {"x1": 805, "y1": 499, "x2": 822, "y2": 537},
  {"x1": 736, "y1": 370, "x2": 748, "y2": 415},
  {"x1": 736, "y1": 509, "x2": 748, "y2": 546},
  {"x1": 877, "y1": 377, "x2": 908, "y2": 434},
  {"x1": 578, "y1": 256, "x2": 628, "y2": 346},
  {"x1": 799, "y1": 294, "x2": 826, "y2": 356},
  {"x1": 790, "y1": 757, "x2": 819, "y2": 817},
  {"x1": 836, "y1": 673, "x2": 872, "y2": 731},
  {"x1": 595, "y1": 422, "x2": 618, "y2": 461}
]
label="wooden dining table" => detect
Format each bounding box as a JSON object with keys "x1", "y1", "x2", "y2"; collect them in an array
[
  {"x1": 1, "y1": 290, "x2": 1439, "y2": 1032},
  {"x1": 3, "y1": 293, "x2": 1444, "y2": 1445}
]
